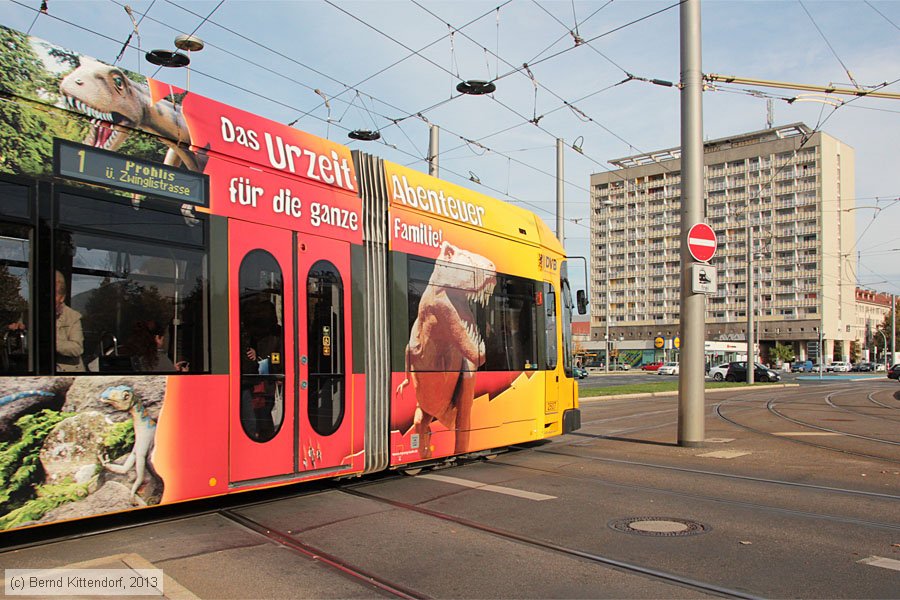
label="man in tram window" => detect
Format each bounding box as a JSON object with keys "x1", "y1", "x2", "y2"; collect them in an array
[{"x1": 55, "y1": 270, "x2": 85, "y2": 372}]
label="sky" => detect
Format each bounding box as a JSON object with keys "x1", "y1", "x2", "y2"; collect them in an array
[{"x1": 3, "y1": 0, "x2": 899, "y2": 300}]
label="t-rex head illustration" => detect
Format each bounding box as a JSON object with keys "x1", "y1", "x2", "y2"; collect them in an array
[
  {"x1": 59, "y1": 58, "x2": 199, "y2": 170},
  {"x1": 410, "y1": 241, "x2": 497, "y2": 367},
  {"x1": 59, "y1": 58, "x2": 147, "y2": 151},
  {"x1": 99, "y1": 384, "x2": 136, "y2": 412}
]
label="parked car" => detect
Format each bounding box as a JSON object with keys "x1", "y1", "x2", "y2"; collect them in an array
[
  {"x1": 611, "y1": 363, "x2": 631, "y2": 371},
  {"x1": 573, "y1": 366, "x2": 588, "y2": 379},
  {"x1": 641, "y1": 361, "x2": 663, "y2": 371},
  {"x1": 827, "y1": 361, "x2": 851, "y2": 373},
  {"x1": 791, "y1": 360, "x2": 814, "y2": 373},
  {"x1": 657, "y1": 362, "x2": 679, "y2": 375},
  {"x1": 851, "y1": 362, "x2": 874, "y2": 372},
  {"x1": 708, "y1": 363, "x2": 731, "y2": 381},
  {"x1": 888, "y1": 364, "x2": 900, "y2": 380},
  {"x1": 724, "y1": 361, "x2": 781, "y2": 383}
]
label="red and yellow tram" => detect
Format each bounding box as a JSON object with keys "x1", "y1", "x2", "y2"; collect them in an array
[{"x1": 0, "y1": 24, "x2": 581, "y2": 532}]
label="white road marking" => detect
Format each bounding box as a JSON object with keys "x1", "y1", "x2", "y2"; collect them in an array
[
  {"x1": 420, "y1": 474, "x2": 556, "y2": 501},
  {"x1": 859, "y1": 556, "x2": 900, "y2": 571},
  {"x1": 697, "y1": 450, "x2": 751, "y2": 459},
  {"x1": 773, "y1": 432, "x2": 842, "y2": 436}
]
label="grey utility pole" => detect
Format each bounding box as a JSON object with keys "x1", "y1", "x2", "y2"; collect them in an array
[
  {"x1": 747, "y1": 227, "x2": 755, "y2": 384},
  {"x1": 678, "y1": 0, "x2": 705, "y2": 447},
  {"x1": 556, "y1": 138, "x2": 564, "y2": 243},
  {"x1": 428, "y1": 124, "x2": 439, "y2": 177}
]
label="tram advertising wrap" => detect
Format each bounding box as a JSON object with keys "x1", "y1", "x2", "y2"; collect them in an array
[{"x1": 0, "y1": 25, "x2": 580, "y2": 533}]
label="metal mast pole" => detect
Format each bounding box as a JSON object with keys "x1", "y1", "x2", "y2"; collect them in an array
[
  {"x1": 605, "y1": 213, "x2": 610, "y2": 374},
  {"x1": 678, "y1": 0, "x2": 705, "y2": 446},
  {"x1": 747, "y1": 227, "x2": 755, "y2": 384},
  {"x1": 556, "y1": 138, "x2": 564, "y2": 243},
  {"x1": 428, "y1": 124, "x2": 439, "y2": 177},
  {"x1": 893, "y1": 293, "x2": 896, "y2": 366}
]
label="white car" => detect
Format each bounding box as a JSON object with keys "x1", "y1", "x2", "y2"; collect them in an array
[
  {"x1": 708, "y1": 362, "x2": 730, "y2": 381},
  {"x1": 828, "y1": 361, "x2": 851, "y2": 372},
  {"x1": 657, "y1": 362, "x2": 680, "y2": 375}
]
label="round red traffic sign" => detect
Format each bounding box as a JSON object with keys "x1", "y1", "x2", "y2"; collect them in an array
[{"x1": 687, "y1": 223, "x2": 717, "y2": 262}]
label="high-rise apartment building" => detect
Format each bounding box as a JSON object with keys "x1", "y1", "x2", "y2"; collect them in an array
[{"x1": 589, "y1": 123, "x2": 856, "y2": 363}]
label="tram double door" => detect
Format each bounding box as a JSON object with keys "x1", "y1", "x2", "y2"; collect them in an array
[{"x1": 228, "y1": 220, "x2": 356, "y2": 484}]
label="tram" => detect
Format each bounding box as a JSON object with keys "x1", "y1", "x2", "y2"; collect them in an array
[{"x1": 0, "y1": 24, "x2": 582, "y2": 532}]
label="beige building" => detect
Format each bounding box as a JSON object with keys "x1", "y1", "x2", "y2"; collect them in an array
[
  {"x1": 855, "y1": 288, "x2": 894, "y2": 363},
  {"x1": 589, "y1": 123, "x2": 856, "y2": 364}
]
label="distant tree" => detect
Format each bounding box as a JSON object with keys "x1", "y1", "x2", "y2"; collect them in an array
[
  {"x1": 873, "y1": 304, "x2": 898, "y2": 360},
  {"x1": 771, "y1": 341, "x2": 795, "y2": 365},
  {"x1": 0, "y1": 264, "x2": 27, "y2": 328},
  {"x1": 849, "y1": 340, "x2": 861, "y2": 363}
]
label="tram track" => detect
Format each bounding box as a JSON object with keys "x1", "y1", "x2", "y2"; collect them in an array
[
  {"x1": 219, "y1": 508, "x2": 425, "y2": 599},
  {"x1": 714, "y1": 397, "x2": 900, "y2": 465},
  {"x1": 340, "y1": 487, "x2": 762, "y2": 600},
  {"x1": 512, "y1": 444, "x2": 900, "y2": 500},
  {"x1": 768, "y1": 398, "x2": 900, "y2": 445},
  {"x1": 480, "y1": 455, "x2": 900, "y2": 531}
]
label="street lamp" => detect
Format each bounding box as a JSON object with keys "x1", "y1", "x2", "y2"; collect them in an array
[
  {"x1": 601, "y1": 199, "x2": 613, "y2": 373},
  {"x1": 876, "y1": 329, "x2": 888, "y2": 369}
]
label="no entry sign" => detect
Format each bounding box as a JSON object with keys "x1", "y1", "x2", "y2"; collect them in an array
[{"x1": 687, "y1": 223, "x2": 717, "y2": 262}]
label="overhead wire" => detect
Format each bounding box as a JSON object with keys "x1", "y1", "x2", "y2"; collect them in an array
[
  {"x1": 864, "y1": 0, "x2": 900, "y2": 32},
  {"x1": 798, "y1": 0, "x2": 861, "y2": 89},
  {"x1": 99, "y1": 0, "x2": 596, "y2": 225},
  {"x1": 492, "y1": 0, "x2": 683, "y2": 83}
]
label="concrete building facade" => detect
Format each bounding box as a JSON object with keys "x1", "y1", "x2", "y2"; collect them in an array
[
  {"x1": 855, "y1": 288, "x2": 894, "y2": 364},
  {"x1": 589, "y1": 123, "x2": 856, "y2": 364}
]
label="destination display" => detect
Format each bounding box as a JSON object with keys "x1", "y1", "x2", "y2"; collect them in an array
[{"x1": 54, "y1": 139, "x2": 208, "y2": 206}]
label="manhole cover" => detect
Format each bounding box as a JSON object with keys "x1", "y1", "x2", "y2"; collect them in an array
[{"x1": 608, "y1": 517, "x2": 711, "y2": 537}]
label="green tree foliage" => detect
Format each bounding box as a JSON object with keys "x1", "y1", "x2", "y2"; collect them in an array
[
  {"x1": 82, "y1": 279, "x2": 173, "y2": 350},
  {"x1": 0, "y1": 27, "x2": 169, "y2": 176},
  {"x1": 103, "y1": 419, "x2": 135, "y2": 461},
  {"x1": 873, "y1": 304, "x2": 897, "y2": 359},
  {"x1": 0, "y1": 28, "x2": 59, "y2": 175},
  {"x1": 0, "y1": 263, "x2": 27, "y2": 327},
  {"x1": 771, "y1": 341, "x2": 795, "y2": 365},
  {"x1": 0, "y1": 479, "x2": 89, "y2": 530},
  {"x1": 0, "y1": 409, "x2": 72, "y2": 516}
]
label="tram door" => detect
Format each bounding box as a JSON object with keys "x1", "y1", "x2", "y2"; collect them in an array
[
  {"x1": 229, "y1": 220, "x2": 357, "y2": 484},
  {"x1": 296, "y1": 233, "x2": 356, "y2": 475},
  {"x1": 543, "y1": 281, "x2": 561, "y2": 416},
  {"x1": 229, "y1": 221, "x2": 295, "y2": 483}
]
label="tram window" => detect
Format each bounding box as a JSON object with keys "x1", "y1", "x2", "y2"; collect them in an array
[
  {"x1": 560, "y1": 263, "x2": 575, "y2": 374},
  {"x1": 0, "y1": 223, "x2": 32, "y2": 374},
  {"x1": 56, "y1": 193, "x2": 208, "y2": 375},
  {"x1": 484, "y1": 276, "x2": 538, "y2": 371},
  {"x1": 544, "y1": 282, "x2": 558, "y2": 370},
  {"x1": 239, "y1": 250, "x2": 285, "y2": 443},
  {"x1": 406, "y1": 255, "x2": 486, "y2": 372},
  {"x1": 406, "y1": 255, "x2": 537, "y2": 373},
  {"x1": 307, "y1": 260, "x2": 344, "y2": 436}
]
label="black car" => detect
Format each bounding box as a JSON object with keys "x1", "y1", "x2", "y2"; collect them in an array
[
  {"x1": 851, "y1": 362, "x2": 874, "y2": 372},
  {"x1": 724, "y1": 361, "x2": 781, "y2": 383},
  {"x1": 888, "y1": 364, "x2": 900, "y2": 380}
]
